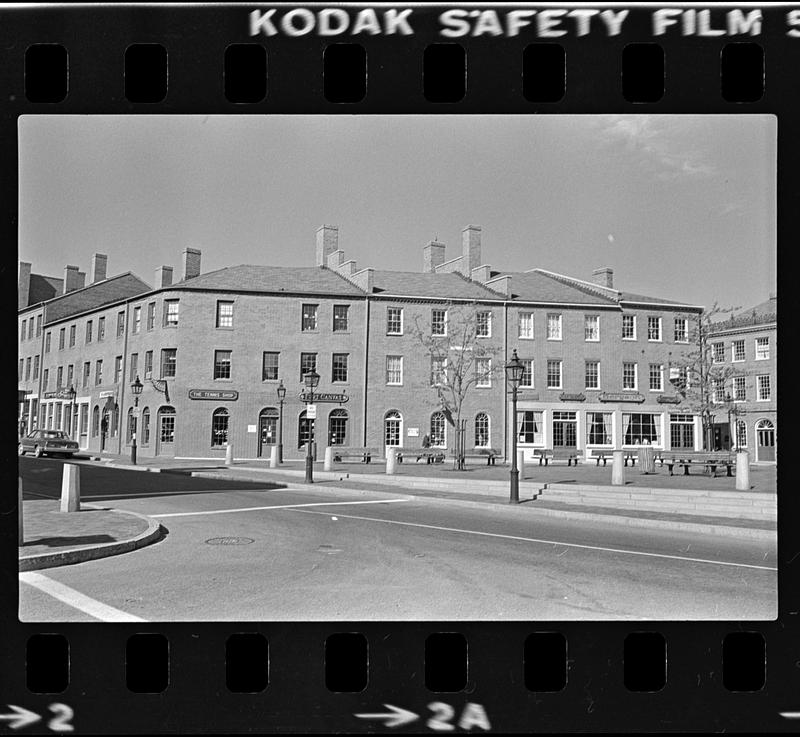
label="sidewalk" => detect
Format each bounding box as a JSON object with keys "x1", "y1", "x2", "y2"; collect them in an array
[{"x1": 19, "y1": 499, "x2": 164, "y2": 571}]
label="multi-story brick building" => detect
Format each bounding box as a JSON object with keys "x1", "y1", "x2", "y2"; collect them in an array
[
  {"x1": 706, "y1": 296, "x2": 777, "y2": 462},
  {"x1": 19, "y1": 225, "x2": 712, "y2": 462}
]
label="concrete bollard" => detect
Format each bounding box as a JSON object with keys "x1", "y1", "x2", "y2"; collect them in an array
[
  {"x1": 611, "y1": 449, "x2": 626, "y2": 486},
  {"x1": 736, "y1": 449, "x2": 750, "y2": 491},
  {"x1": 386, "y1": 447, "x2": 397, "y2": 475},
  {"x1": 269, "y1": 444, "x2": 278, "y2": 469},
  {"x1": 324, "y1": 446, "x2": 333, "y2": 472},
  {"x1": 225, "y1": 443, "x2": 234, "y2": 466},
  {"x1": 517, "y1": 450, "x2": 526, "y2": 480},
  {"x1": 60, "y1": 463, "x2": 81, "y2": 513},
  {"x1": 18, "y1": 477, "x2": 24, "y2": 545}
]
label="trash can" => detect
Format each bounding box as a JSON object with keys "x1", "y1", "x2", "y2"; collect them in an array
[{"x1": 638, "y1": 445, "x2": 656, "y2": 474}]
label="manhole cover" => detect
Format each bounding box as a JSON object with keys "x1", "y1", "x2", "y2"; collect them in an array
[{"x1": 205, "y1": 537, "x2": 254, "y2": 545}]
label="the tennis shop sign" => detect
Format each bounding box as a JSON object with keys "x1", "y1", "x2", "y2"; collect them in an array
[{"x1": 188, "y1": 389, "x2": 239, "y2": 401}]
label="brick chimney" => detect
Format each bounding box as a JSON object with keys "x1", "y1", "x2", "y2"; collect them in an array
[
  {"x1": 155, "y1": 266, "x2": 173, "y2": 288},
  {"x1": 182, "y1": 248, "x2": 201, "y2": 281},
  {"x1": 316, "y1": 225, "x2": 339, "y2": 266},
  {"x1": 18, "y1": 262, "x2": 31, "y2": 309},
  {"x1": 462, "y1": 225, "x2": 482, "y2": 275},
  {"x1": 77, "y1": 271, "x2": 86, "y2": 290},
  {"x1": 592, "y1": 267, "x2": 614, "y2": 289},
  {"x1": 91, "y1": 253, "x2": 108, "y2": 283},
  {"x1": 423, "y1": 240, "x2": 446, "y2": 273},
  {"x1": 63, "y1": 265, "x2": 81, "y2": 294}
]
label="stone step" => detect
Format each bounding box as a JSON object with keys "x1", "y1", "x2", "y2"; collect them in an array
[{"x1": 542, "y1": 488, "x2": 775, "y2": 509}]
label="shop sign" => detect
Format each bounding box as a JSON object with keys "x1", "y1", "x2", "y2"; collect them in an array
[
  {"x1": 43, "y1": 389, "x2": 76, "y2": 400},
  {"x1": 99, "y1": 390, "x2": 116, "y2": 398},
  {"x1": 598, "y1": 392, "x2": 645, "y2": 403},
  {"x1": 188, "y1": 389, "x2": 239, "y2": 401},
  {"x1": 298, "y1": 392, "x2": 349, "y2": 403},
  {"x1": 657, "y1": 395, "x2": 682, "y2": 404},
  {"x1": 559, "y1": 392, "x2": 586, "y2": 402},
  {"x1": 407, "y1": 427, "x2": 419, "y2": 437},
  {"x1": 510, "y1": 391, "x2": 539, "y2": 400}
]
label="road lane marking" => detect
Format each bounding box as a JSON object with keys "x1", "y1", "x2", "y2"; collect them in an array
[
  {"x1": 290, "y1": 510, "x2": 777, "y2": 572},
  {"x1": 19, "y1": 572, "x2": 146, "y2": 622},
  {"x1": 155, "y1": 498, "x2": 409, "y2": 518}
]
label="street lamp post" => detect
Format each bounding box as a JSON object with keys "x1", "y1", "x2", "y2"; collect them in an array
[
  {"x1": 65, "y1": 384, "x2": 76, "y2": 440},
  {"x1": 505, "y1": 350, "x2": 524, "y2": 505},
  {"x1": 276, "y1": 379, "x2": 286, "y2": 464},
  {"x1": 130, "y1": 375, "x2": 143, "y2": 465},
  {"x1": 303, "y1": 370, "x2": 320, "y2": 483}
]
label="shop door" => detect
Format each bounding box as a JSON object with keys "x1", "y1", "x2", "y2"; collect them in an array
[
  {"x1": 78, "y1": 404, "x2": 89, "y2": 449},
  {"x1": 552, "y1": 412, "x2": 577, "y2": 448},
  {"x1": 757, "y1": 421, "x2": 775, "y2": 461},
  {"x1": 157, "y1": 409, "x2": 176, "y2": 457},
  {"x1": 258, "y1": 413, "x2": 277, "y2": 458}
]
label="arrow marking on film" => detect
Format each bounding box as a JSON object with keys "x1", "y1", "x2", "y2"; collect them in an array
[
  {"x1": 0, "y1": 705, "x2": 41, "y2": 730},
  {"x1": 354, "y1": 704, "x2": 419, "y2": 728}
]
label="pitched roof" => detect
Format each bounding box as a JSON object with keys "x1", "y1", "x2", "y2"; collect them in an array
[
  {"x1": 170, "y1": 265, "x2": 365, "y2": 296},
  {"x1": 711, "y1": 295, "x2": 776, "y2": 330},
  {"x1": 489, "y1": 270, "x2": 619, "y2": 305},
  {"x1": 370, "y1": 270, "x2": 504, "y2": 300},
  {"x1": 28, "y1": 274, "x2": 63, "y2": 305},
  {"x1": 44, "y1": 273, "x2": 152, "y2": 325},
  {"x1": 618, "y1": 291, "x2": 699, "y2": 307}
]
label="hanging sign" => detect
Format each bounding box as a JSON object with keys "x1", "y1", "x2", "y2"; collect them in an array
[
  {"x1": 559, "y1": 392, "x2": 586, "y2": 402},
  {"x1": 99, "y1": 390, "x2": 116, "y2": 399},
  {"x1": 598, "y1": 392, "x2": 645, "y2": 403},
  {"x1": 657, "y1": 395, "x2": 682, "y2": 404},
  {"x1": 188, "y1": 389, "x2": 239, "y2": 401},
  {"x1": 299, "y1": 392, "x2": 349, "y2": 403}
]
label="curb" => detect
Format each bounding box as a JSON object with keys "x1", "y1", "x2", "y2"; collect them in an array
[
  {"x1": 19, "y1": 508, "x2": 166, "y2": 572},
  {"x1": 190, "y1": 471, "x2": 776, "y2": 542}
]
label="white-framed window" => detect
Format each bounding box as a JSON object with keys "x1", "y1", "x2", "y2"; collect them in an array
[
  {"x1": 712, "y1": 342, "x2": 725, "y2": 363},
  {"x1": 163, "y1": 300, "x2": 179, "y2": 327},
  {"x1": 431, "y1": 356, "x2": 447, "y2": 386},
  {"x1": 520, "y1": 359, "x2": 534, "y2": 388},
  {"x1": 114, "y1": 355, "x2": 122, "y2": 384},
  {"x1": 474, "y1": 413, "x2": 490, "y2": 447},
  {"x1": 214, "y1": 350, "x2": 232, "y2": 380},
  {"x1": 585, "y1": 360, "x2": 600, "y2": 390},
  {"x1": 622, "y1": 314, "x2": 636, "y2": 340},
  {"x1": 116, "y1": 312, "x2": 125, "y2": 337},
  {"x1": 546, "y1": 313, "x2": 562, "y2": 340},
  {"x1": 757, "y1": 375, "x2": 771, "y2": 401},
  {"x1": 262, "y1": 352, "x2": 279, "y2": 381},
  {"x1": 98, "y1": 317, "x2": 105, "y2": 340},
  {"x1": 649, "y1": 364, "x2": 663, "y2": 392},
  {"x1": 518, "y1": 311, "x2": 534, "y2": 339},
  {"x1": 546, "y1": 359, "x2": 562, "y2": 389},
  {"x1": 755, "y1": 336, "x2": 770, "y2": 360},
  {"x1": 712, "y1": 379, "x2": 724, "y2": 404},
  {"x1": 301, "y1": 303, "x2": 318, "y2": 331},
  {"x1": 216, "y1": 301, "x2": 234, "y2": 329},
  {"x1": 430, "y1": 411, "x2": 447, "y2": 447},
  {"x1": 333, "y1": 304, "x2": 349, "y2": 332},
  {"x1": 133, "y1": 306, "x2": 141, "y2": 334},
  {"x1": 674, "y1": 317, "x2": 688, "y2": 343},
  {"x1": 300, "y1": 352, "x2": 317, "y2": 380},
  {"x1": 733, "y1": 375, "x2": 747, "y2": 401},
  {"x1": 517, "y1": 410, "x2": 544, "y2": 445},
  {"x1": 476, "y1": 311, "x2": 491, "y2": 338},
  {"x1": 735, "y1": 419, "x2": 747, "y2": 449},
  {"x1": 386, "y1": 355, "x2": 403, "y2": 385},
  {"x1": 623, "y1": 413, "x2": 661, "y2": 445},
  {"x1": 732, "y1": 339, "x2": 746, "y2": 362},
  {"x1": 387, "y1": 307, "x2": 403, "y2": 335},
  {"x1": 586, "y1": 411, "x2": 613, "y2": 445},
  {"x1": 431, "y1": 309, "x2": 447, "y2": 336},
  {"x1": 331, "y1": 353, "x2": 349, "y2": 383},
  {"x1": 211, "y1": 408, "x2": 229, "y2": 447},
  {"x1": 476, "y1": 357, "x2": 492, "y2": 387},
  {"x1": 161, "y1": 349, "x2": 177, "y2": 378},
  {"x1": 647, "y1": 316, "x2": 662, "y2": 341},
  {"x1": 623, "y1": 361, "x2": 638, "y2": 390},
  {"x1": 584, "y1": 315, "x2": 599, "y2": 341}
]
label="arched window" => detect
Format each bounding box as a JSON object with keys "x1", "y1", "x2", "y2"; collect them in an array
[
  {"x1": 430, "y1": 411, "x2": 446, "y2": 447},
  {"x1": 735, "y1": 419, "x2": 747, "y2": 450},
  {"x1": 384, "y1": 410, "x2": 402, "y2": 447},
  {"x1": 211, "y1": 408, "x2": 229, "y2": 447},
  {"x1": 142, "y1": 408, "x2": 151, "y2": 445},
  {"x1": 91, "y1": 405, "x2": 100, "y2": 437},
  {"x1": 328, "y1": 409, "x2": 349, "y2": 446},
  {"x1": 474, "y1": 412, "x2": 490, "y2": 447},
  {"x1": 298, "y1": 409, "x2": 315, "y2": 450},
  {"x1": 127, "y1": 407, "x2": 135, "y2": 443}
]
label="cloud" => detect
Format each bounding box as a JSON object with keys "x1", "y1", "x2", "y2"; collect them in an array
[{"x1": 598, "y1": 115, "x2": 716, "y2": 181}]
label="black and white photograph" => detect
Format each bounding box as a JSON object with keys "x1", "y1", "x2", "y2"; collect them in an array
[{"x1": 17, "y1": 113, "x2": 777, "y2": 622}]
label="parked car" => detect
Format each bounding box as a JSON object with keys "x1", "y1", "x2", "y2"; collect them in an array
[{"x1": 18, "y1": 429, "x2": 79, "y2": 458}]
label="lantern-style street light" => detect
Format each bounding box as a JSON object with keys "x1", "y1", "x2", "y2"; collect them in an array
[
  {"x1": 276, "y1": 379, "x2": 286, "y2": 464},
  {"x1": 303, "y1": 370, "x2": 320, "y2": 483},
  {"x1": 130, "y1": 375, "x2": 143, "y2": 465},
  {"x1": 505, "y1": 350, "x2": 525, "y2": 504}
]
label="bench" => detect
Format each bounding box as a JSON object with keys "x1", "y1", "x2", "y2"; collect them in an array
[
  {"x1": 396, "y1": 448, "x2": 446, "y2": 464},
  {"x1": 332, "y1": 447, "x2": 381, "y2": 464},
  {"x1": 461, "y1": 448, "x2": 502, "y2": 466},
  {"x1": 664, "y1": 451, "x2": 734, "y2": 478},
  {"x1": 588, "y1": 449, "x2": 666, "y2": 467},
  {"x1": 534, "y1": 448, "x2": 581, "y2": 466}
]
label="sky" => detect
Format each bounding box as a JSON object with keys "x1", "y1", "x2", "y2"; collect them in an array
[{"x1": 19, "y1": 114, "x2": 776, "y2": 310}]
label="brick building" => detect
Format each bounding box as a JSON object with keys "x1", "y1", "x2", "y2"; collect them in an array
[
  {"x1": 19, "y1": 225, "x2": 715, "y2": 462},
  {"x1": 706, "y1": 296, "x2": 777, "y2": 462}
]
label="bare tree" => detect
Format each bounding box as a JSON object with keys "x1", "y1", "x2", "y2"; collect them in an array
[
  {"x1": 673, "y1": 303, "x2": 742, "y2": 450},
  {"x1": 412, "y1": 305, "x2": 502, "y2": 469}
]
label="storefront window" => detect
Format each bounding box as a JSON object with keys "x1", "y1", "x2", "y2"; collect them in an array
[
  {"x1": 517, "y1": 410, "x2": 543, "y2": 445},
  {"x1": 586, "y1": 412, "x2": 612, "y2": 445},
  {"x1": 623, "y1": 413, "x2": 661, "y2": 445}
]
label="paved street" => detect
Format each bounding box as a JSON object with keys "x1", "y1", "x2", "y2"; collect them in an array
[{"x1": 18, "y1": 457, "x2": 776, "y2": 622}]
